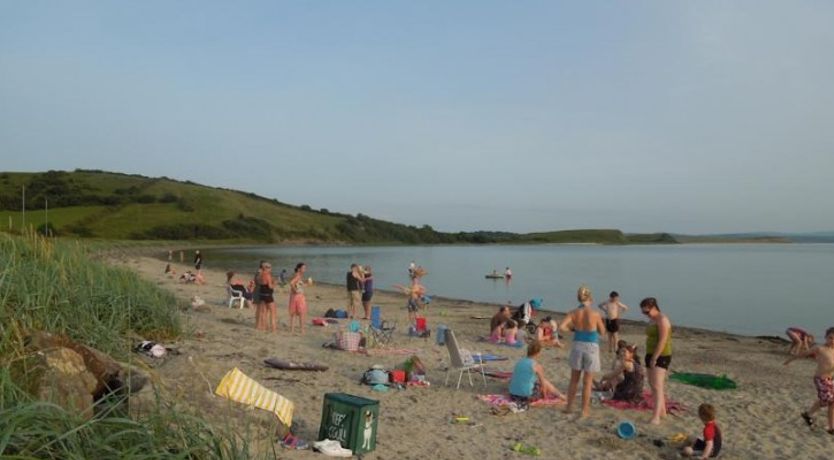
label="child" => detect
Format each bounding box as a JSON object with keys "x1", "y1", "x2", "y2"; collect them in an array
[
  {"x1": 594, "y1": 342, "x2": 643, "y2": 402},
  {"x1": 535, "y1": 317, "x2": 563, "y2": 348},
  {"x1": 784, "y1": 326, "x2": 834, "y2": 434},
  {"x1": 598, "y1": 291, "x2": 629, "y2": 353},
  {"x1": 682, "y1": 403, "x2": 723, "y2": 459},
  {"x1": 786, "y1": 326, "x2": 815, "y2": 355},
  {"x1": 508, "y1": 341, "x2": 562, "y2": 410},
  {"x1": 504, "y1": 320, "x2": 523, "y2": 348}
]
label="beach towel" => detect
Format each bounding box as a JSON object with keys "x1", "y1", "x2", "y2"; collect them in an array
[
  {"x1": 478, "y1": 393, "x2": 565, "y2": 408},
  {"x1": 602, "y1": 390, "x2": 685, "y2": 414},
  {"x1": 365, "y1": 347, "x2": 421, "y2": 356},
  {"x1": 215, "y1": 367, "x2": 294, "y2": 427},
  {"x1": 669, "y1": 372, "x2": 737, "y2": 390},
  {"x1": 472, "y1": 353, "x2": 509, "y2": 362}
]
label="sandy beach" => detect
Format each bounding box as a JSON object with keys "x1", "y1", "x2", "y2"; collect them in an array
[{"x1": 116, "y1": 255, "x2": 831, "y2": 459}]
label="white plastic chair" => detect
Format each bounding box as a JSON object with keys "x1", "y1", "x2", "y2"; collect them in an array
[
  {"x1": 227, "y1": 286, "x2": 245, "y2": 309},
  {"x1": 444, "y1": 328, "x2": 486, "y2": 390}
]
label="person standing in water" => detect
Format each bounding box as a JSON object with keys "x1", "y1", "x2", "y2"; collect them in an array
[
  {"x1": 559, "y1": 285, "x2": 606, "y2": 418},
  {"x1": 288, "y1": 263, "x2": 308, "y2": 335},
  {"x1": 504, "y1": 267, "x2": 512, "y2": 281},
  {"x1": 598, "y1": 291, "x2": 629, "y2": 353},
  {"x1": 642, "y1": 297, "x2": 673, "y2": 425}
]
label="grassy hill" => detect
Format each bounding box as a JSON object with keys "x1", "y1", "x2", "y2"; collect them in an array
[{"x1": 0, "y1": 170, "x2": 678, "y2": 245}]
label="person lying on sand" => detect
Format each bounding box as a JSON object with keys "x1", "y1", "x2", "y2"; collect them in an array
[
  {"x1": 786, "y1": 326, "x2": 815, "y2": 355},
  {"x1": 784, "y1": 326, "x2": 834, "y2": 434},
  {"x1": 509, "y1": 341, "x2": 562, "y2": 410}
]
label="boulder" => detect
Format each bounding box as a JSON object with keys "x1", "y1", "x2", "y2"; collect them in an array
[{"x1": 17, "y1": 331, "x2": 149, "y2": 417}]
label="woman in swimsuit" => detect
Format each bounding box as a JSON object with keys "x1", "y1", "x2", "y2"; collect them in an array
[
  {"x1": 288, "y1": 263, "x2": 307, "y2": 335},
  {"x1": 559, "y1": 285, "x2": 606, "y2": 418},
  {"x1": 257, "y1": 262, "x2": 277, "y2": 333},
  {"x1": 641, "y1": 297, "x2": 672, "y2": 425}
]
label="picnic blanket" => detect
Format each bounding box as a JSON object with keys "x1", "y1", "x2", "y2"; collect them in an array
[
  {"x1": 215, "y1": 367, "x2": 294, "y2": 427},
  {"x1": 602, "y1": 390, "x2": 685, "y2": 413},
  {"x1": 472, "y1": 353, "x2": 509, "y2": 362},
  {"x1": 478, "y1": 393, "x2": 565, "y2": 408}
]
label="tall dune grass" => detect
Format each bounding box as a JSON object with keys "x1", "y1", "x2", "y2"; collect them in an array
[{"x1": 0, "y1": 234, "x2": 252, "y2": 459}]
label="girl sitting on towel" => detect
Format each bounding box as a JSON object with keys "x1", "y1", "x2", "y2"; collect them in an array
[{"x1": 504, "y1": 320, "x2": 524, "y2": 348}]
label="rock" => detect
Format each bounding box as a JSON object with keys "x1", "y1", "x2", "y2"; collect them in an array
[{"x1": 17, "y1": 331, "x2": 149, "y2": 417}]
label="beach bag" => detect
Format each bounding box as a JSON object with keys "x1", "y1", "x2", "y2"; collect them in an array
[
  {"x1": 324, "y1": 308, "x2": 337, "y2": 318},
  {"x1": 338, "y1": 331, "x2": 361, "y2": 352},
  {"x1": 361, "y1": 368, "x2": 389, "y2": 386},
  {"x1": 312, "y1": 318, "x2": 326, "y2": 327},
  {"x1": 436, "y1": 325, "x2": 448, "y2": 346},
  {"x1": 335, "y1": 309, "x2": 348, "y2": 319}
]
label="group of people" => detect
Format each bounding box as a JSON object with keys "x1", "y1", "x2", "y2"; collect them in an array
[
  {"x1": 346, "y1": 264, "x2": 375, "y2": 320},
  {"x1": 225, "y1": 261, "x2": 309, "y2": 334}
]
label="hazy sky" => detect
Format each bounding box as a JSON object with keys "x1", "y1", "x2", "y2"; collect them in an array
[{"x1": 2, "y1": 1, "x2": 833, "y2": 234}]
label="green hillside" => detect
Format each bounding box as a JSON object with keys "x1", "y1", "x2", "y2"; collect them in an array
[{"x1": 0, "y1": 170, "x2": 678, "y2": 245}]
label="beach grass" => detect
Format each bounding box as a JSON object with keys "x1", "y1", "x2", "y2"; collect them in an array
[{"x1": 0, "y1": 233, "x2": 257, "y2": 459}]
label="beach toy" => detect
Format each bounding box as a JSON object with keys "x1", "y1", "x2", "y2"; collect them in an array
[
  {"x1": 669, "y1": 372, "x2": 737, "y2": 390},
  {"x1": 616, "y1": 421, "x2": 637, "y2": 440},
  {"x1": 511, "y1": 442, "x2": 541, "y2": 456},
  {"x1": 415, "y1": 316, "x2": 427, "y2": 333}
]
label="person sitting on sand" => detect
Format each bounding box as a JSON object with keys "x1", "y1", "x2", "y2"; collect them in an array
[
  {"x1": 682, "y1": 403, "x2": 723, "y2": 459},
  {"x1": 786, "y1": 326, "x2": 815, "y2": 355},
  {"x1": 594, "y1": 342, "x2": 644, "y2": 403},
  {"x1": 784, "y1": 326, "x2": 834, "y2": 434},
  {"x1": 490, "y1": 306, "x2": 511, "y2": 342},
  {"x1": 504, "y1": 320, "x2": 523, "y2": 348},
  {"x1": 164, "y1": 264, "x2": 176, "y2": 277},
  {"x1": 594, "y1": 340, "x2": 628, "y2": 391},
  {"x1": 535, "y1": 317, "x2": 563, "y2": 348},
  {"x1": 179, "y1": 271, "x2": 196, "y2": 283},
  {"x1": 509, "y1": 341, "x2": 562, "y2": 410}
]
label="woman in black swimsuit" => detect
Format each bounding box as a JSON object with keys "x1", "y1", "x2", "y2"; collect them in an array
[{"x1": 256, "y1": 262, "x2": 277, "y2": 332}]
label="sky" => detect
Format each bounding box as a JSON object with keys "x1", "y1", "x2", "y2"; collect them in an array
[{"x1": 1, "y1": 1, "x2": 833, "y2": 234}]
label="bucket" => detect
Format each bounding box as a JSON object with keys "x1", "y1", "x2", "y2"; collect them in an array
[
  {"x1": 415, "y1": 317, "x2": 427, "y2": 333},
  {"x1": 617, "y1": 421, "x2": 637, "y2": 440}
]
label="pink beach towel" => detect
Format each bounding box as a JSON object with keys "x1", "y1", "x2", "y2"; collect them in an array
[
  {"x1": 478, "y1": 393, "x2": 565, "y2": 408},
  {"x1": 602, "y1": 391, "x2": 686, "y2": 413}
]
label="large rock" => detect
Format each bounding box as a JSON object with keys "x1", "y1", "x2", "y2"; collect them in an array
[{"x1": 17, "y1": 331, "x2": 149, "y2": 417}]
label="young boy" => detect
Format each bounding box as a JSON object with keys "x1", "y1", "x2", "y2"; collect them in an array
[
  {"x1": 598, "y1": 291, "x2": 629, "y2": 353},
  {"x1": 784, "y1": 326, "x2": 834, "y2": 434},
  {"x1": 682, "y1": 403, "x2": 723, "y2": 459}
]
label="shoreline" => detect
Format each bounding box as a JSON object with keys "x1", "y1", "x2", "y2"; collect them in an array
[{"x1": 110, "y1": 250, "x2": 827, "y2": 459}]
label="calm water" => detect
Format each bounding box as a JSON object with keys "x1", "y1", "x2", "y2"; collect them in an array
[{"x1": 204, "y1": 244, "x2": 834, "y2": 337}]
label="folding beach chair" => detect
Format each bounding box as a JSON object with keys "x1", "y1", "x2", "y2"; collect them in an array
[
  {"x1": 369, "y1": 320, "x2": 397, "y2": 347},
  {"x1": 444, "y1": 328, "x2": 486, "y2": 390}
]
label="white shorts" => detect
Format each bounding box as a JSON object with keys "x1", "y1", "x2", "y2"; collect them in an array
[{"x1": 569, "y1": 341, "x2": 601, "y2": 373}]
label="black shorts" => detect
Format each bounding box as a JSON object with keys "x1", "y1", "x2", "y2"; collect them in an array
[
  {"x1": 362, "y1": 291, "x2": 374, "y2": 302},
  {"x1": 605, "y1": 318, "x2": 620, "y2": 333},
  {"x1": 645, "y1": 354, "x2": 672, "y2": 370},
  {"x1": 692, "y1": 439, "x2": 721, "y2": 457}
]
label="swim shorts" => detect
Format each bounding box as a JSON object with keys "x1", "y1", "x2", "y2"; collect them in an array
[
  {"x1": 605, "y1": 318, "x2": 620, "y2": 333},
  {"x1": 407, "y1": 298, "x2": 419, "y2": 312},
  {"x1": 645, "y1": 354, "x2": 672, "y2": 370},
  {"x1": 569, "y1": 341, "x2": 601, "y2": 373},
  {"x1": 814, "y1": 376, "x2": 834, "y2": 405}
]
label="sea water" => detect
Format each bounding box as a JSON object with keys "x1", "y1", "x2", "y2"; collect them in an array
[{"x1": 204, "y1": 244, "x2": 834, "y2": 337}]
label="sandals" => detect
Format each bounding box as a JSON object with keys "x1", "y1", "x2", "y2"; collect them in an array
[{"x1": 801, "y1": 411, "x2": 814, "y2": 427}]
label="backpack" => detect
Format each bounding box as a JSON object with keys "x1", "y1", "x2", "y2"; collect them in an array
[
  {"x1": 360, "y1": 368, "x2": 389, "y2": 386},
  {"x1": 324, "y1": 308, "x2": 337, "y2": 318}
]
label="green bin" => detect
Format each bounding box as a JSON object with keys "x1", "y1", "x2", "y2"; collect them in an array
[{"x1": 318, "y1": 393, "x2": 379, "y2": 454}]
